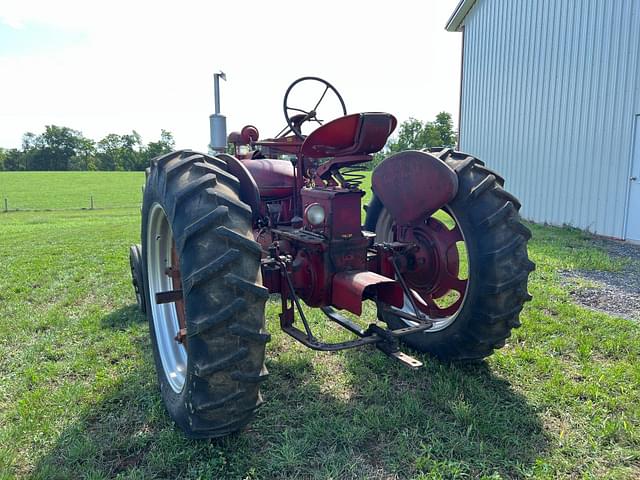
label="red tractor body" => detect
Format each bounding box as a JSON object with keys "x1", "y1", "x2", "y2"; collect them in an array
[
  {"x1": 225, "y1": 110, "x2": 461, "y2": 356},
  {"x1": 130, "y1": 77, "x2": 534, "y2": 438}
]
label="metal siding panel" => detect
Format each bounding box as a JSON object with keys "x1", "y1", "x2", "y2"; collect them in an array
[
  {"x1": 575, "y1": 0, "x2": 604, "y2": 233},
  {"x1": 636, "y1": 0, "x2": 640, "y2": 116},
  {"x1": 532, "y1": 0, "x2": 554, "y2": 221},
  {"x1": 556, "y1": 0, "x2": 578, "y2": 226},
  {"x1": 458, "y1": 0, "x2": 639, "y2": 237},
  {"x1": 593, "y1": 3, "x2": 617, "y2": 235},
  {"x1": 516, "y1": 0, "x2": 536, "y2": 204},
  {"x1": 553, "y1": 0, "x2": 573, "y2": 225},
  {"x1": 619, "y1": 0, "x2": 639, "y2": 237},
  {"x1": 494, "y1": 0, "x2": 509, "y2": 181},
  {"x1": 463, "y1": 8, "x2": 478, "y2": 150},
  {"x1": 606, "y1": 2, "x2": 628, "y2": 236},
  {"x1": 541, "y1": 0, "x2": 563, "y2": 225},
  {"x1": 483, "y1": 0, "x2": 495, "y2": 164},
  {"x1": 623, "y1": 0, "x2": 640, "y2": 238},
  {"x1": 564, "y1": 0, "x2": 589, "y2": 228},
  {"x1": 501, "y1": 0, "x2": 516, "y2": 184},
  {"x1": 593, "y1": 3, "x2": 616, "y2": 235},
  {"x1": 461, "y1": 0, "x2": 485, "y2": 152},
  {"x1": 525, "y1": 0, "x2": 546, "y2": 221}
]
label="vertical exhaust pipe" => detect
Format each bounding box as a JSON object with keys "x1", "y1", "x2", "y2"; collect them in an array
[{"x1": 209, "y1": 71, "x2": 227, "y2": 154}]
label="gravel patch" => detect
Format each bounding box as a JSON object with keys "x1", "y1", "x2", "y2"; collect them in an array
[{"x1": 561, "y1": 238, "x2": 640, "y2": 320}]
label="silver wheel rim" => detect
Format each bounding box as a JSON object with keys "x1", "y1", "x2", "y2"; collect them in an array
[
  {"x1": 147, "y1": 203, "x2": 187, "y2": 393},
  {"x1": 375, "y1": 207, "x2": 469, "y2": 332}
]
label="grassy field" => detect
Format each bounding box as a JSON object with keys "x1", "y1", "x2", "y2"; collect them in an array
[
  {"x1": 0, "y1": 172, "x2": 145, "y2": 210},
  {"x1": 1, "y1": 172, "x2": 639, "y2": 479}
]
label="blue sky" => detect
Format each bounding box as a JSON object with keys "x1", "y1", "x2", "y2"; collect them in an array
[{"x1": 0, "y1": 0, "x2": 462, "y2": 150}]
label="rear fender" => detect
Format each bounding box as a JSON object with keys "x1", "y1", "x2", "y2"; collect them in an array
[
  {"x1": 371, "y1": 150, "x2": 458, "y2": 225},
  {"x1": 216, "y1": 153, "x2": 261, "y2": 222}
]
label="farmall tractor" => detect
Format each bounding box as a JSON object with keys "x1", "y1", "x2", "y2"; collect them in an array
[{"x1": 129, "y1": 77, "x2": 534, "y2": 438}]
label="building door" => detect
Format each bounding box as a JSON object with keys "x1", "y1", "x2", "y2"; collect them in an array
[{"x1": 626, "y1": 115, "x2": 640, "y2": 242}]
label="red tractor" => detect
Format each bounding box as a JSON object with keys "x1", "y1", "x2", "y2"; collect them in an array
[{"x1": 129, "y1": 77, "x2": 534, "y2": 438}]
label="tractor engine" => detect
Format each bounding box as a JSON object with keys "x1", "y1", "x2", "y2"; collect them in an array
[
  {"x1": 289, "y1": 187, "x2": 370, "y2": 307},
  {"x1": 261, "y1": 185, "x2": 391, "y2": 313}
]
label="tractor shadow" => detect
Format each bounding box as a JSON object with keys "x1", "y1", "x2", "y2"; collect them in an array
[
  {"x1": 100, "y1": 303, "x2": 147, "y2": 330},
  {"x1": 31, "y1": 306, "x2": 547, "y2": 479},
  {"x1": 255, "y1": 345, "x2": 548, "y2": 478}
]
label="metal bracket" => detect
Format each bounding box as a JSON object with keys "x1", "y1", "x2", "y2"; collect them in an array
[
  {"x1": 319, "y1": 306, "x2": 429, "y2": 368},
  {"x1": 389, "y1": 251, "x2": 431, "y2": 324},
  {"x1": 377, "y1": 345, "x2": 423, "y2": 369},
  {"x1": 155, "y1": 289, "x2": 183, "y2": 304},
  {"x1": 268, "y1": 251, "x2": 429, "y2": 368}
]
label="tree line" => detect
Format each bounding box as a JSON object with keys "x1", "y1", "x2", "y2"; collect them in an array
[
  {"x1": 0, "y1": 126, "x2": 175, "y2": 171},
  {"x1": 0, "y1": 112, "x2": 456, "y2": 172},
  {"x1": 372, "y1": 111, "x2": 457, "y2": 168}
]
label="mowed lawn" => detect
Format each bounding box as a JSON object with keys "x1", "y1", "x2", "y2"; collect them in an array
[
  {"x1": 0, "y1": 171, "x2": 145, "y2": 210},
  {"x1": 0, "y1": 172, "x2": 639, "y2": 479}
]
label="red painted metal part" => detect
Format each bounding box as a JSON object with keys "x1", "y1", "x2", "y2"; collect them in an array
[
  {"x1": 256, "y1": 181, "x2": 391, "y2": 316},
  {"x1": 241, "y1": 125, "x2": 259, "y2": 143},
  {"x1": 253, "y1": 135, "x2": 303, "y2": 156},
  {"x1": 241, "y1": 158, "x2": 296, "y2": 199},
  {"x1": 372, "y1": 150, "x2": 459, "y2": 225},
  {"x1": 228, "y1": 112, "x2": 467, "y2": 329},
  {"x1": 397, "y1": 216, "x2": 468, "y2": 318},
  {"x1": 170, "y1": 243, "x2": 187, "y2": 345},
  {"x1": 300, "y1": 187, "x2": 363, "y2": 237},
  {"x1": 267, "y1": 229, "x2": 371, "y2": 312},
  {"x1": 332, "y1": 271, "x2": 403, "y2": 315},
  {"x1": 301, "y1": 113, "x2": 397, "y2": 158}
]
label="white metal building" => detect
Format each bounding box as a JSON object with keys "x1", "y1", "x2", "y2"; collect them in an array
[{"x1": 446, "y1": 0, "x2": 640, "y2": 241}]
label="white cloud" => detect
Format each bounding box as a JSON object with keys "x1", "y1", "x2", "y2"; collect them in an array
[{"x1": 0, "y1": 0, "x2": 462, "y2": 150}]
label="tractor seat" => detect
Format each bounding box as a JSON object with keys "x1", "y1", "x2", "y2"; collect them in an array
[
  {"x1": 240, "y1": 158, "x2": 295, "y2": 199},
  {"x1": 301, "y1": 112, "x2": 397, "y2": 158}
]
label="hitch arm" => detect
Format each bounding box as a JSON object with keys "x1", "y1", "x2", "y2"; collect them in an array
[{"x1": 269, "y1": 255, "x2": 432, "y2": 368}]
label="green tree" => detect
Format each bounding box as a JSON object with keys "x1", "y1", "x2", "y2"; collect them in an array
[
  {"x1": 3, "y1": 149, "x2": 26, "y2": 171},
  {"x1": 2, "y1": 127, "x2": 175, "y2": 171},
  {"x1": 433, "y1": 112, "x2": 457, "y2": 147},
  {"x1": 21, "y1": 132, "x2": 40, "y2": 170},
  {"x1": 389, "y1": 118, "x2": 427, "y2": 153},
  {"x1": 372, "y1": 112, "x2": 458, "y2": 168},
  {"x1": 68, "y1": 136, "x2": 97, "y2": 170},
  {"x1": 143, "y1": 130, "x2": 175, "y2": 164},
  {"x1": 96, "y1": 131, "x2": 143, "y2": 171},
  {"x1": 21, "y1": 126, "x2": 95, "y2": 171}
]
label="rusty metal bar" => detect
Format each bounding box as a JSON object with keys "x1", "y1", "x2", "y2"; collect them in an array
[{"x1": 155, "y1": 289, "x2": 183, "y2": 304}]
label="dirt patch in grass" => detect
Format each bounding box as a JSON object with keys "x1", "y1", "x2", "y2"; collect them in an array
[{"x1": 561, "y1": 238, "x2": 640, "y2": 320}]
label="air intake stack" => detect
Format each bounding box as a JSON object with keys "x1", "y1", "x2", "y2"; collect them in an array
[{"x1": 208, "y1": 71, "x2": 227, "y2": 154}]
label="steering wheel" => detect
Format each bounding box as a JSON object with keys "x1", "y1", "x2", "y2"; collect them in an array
[{"x1": 280, "y1": 76, "x2": 347, "y2": 139}]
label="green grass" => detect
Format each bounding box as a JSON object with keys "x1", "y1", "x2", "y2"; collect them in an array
[
  {"x1": 0, "y1": 171, "x2": 145, "y2": 210},
  {"x1": 1, "y1": 173, "x2": 639, "y2": 479}
]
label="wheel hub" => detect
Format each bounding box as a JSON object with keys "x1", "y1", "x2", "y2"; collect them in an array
[{"x1": 397, "y1": 215, "x2": 468, "y2": 318}]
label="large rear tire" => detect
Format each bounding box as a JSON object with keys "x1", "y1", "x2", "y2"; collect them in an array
[
  {"x1": 365, "y1": 148, "x2": 534, "y2": 361},
  {"x1": 141, "y1": 150, "x2": 269, "y2": 438},
  {"x1": 129, "y1": 244, "x2": 146, "y2": 314}
]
